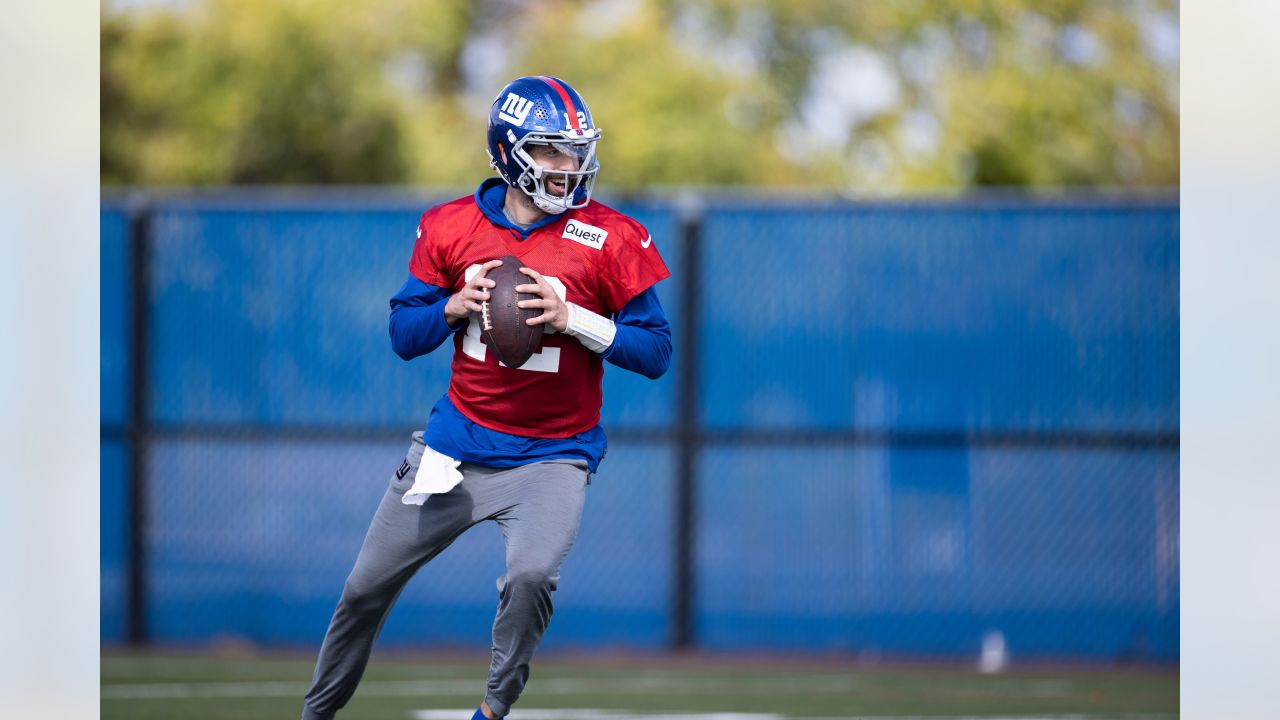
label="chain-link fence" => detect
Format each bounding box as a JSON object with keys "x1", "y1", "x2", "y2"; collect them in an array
[{"x1": 101, "y1": 192, "x2": 1178, "y2": 661}]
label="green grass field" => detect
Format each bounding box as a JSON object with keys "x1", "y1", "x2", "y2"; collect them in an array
[{"x1": 102, "y1": 650, "x2": 1177, "y2": 720}]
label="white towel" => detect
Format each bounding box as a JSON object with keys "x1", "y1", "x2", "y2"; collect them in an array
[{"x1": 401, "y1": 446, "x2": 464, "y2": 505}]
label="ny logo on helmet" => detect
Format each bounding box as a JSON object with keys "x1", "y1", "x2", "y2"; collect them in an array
[{"x1": 497, "y1": 93, "x2": 534, "y2": 126}]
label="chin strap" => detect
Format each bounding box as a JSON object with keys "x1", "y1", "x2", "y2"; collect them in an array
[
  {"x1": 532, "y1": 195, "x2": 569, "y2": 214},
  {"x1": 563, "y1": 302, "x2": 616, "y2": 353}
]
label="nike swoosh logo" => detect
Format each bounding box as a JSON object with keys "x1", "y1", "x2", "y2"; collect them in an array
[{"x1": 640, "y1": 235, "x2": 652, "y2": 248}]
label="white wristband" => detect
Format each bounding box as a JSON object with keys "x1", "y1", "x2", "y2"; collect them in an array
[{"x1": 564, "y1": 302, "x2": 616, "y2": 353}]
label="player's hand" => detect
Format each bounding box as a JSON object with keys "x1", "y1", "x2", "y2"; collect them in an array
[
  {"x1": 444, "y1": 258, "x2": 503, "y2": 326},
  {"x1": 516, "y1": 267, "x2": 569, "y2": 333}
]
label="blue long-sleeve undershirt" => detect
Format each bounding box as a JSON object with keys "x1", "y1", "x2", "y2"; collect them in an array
[
  {"x1": 387, "y1": 274, "x2": 672, "y2": 378},
  {"x1": 596, "y1": 287, "x2": 671, "y2": 379},
  {"x1": 387, "y1": 277, "x2": 454, "y2": 360}
]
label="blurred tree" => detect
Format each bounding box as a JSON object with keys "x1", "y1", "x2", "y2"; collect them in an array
[
  {"x1": 670, "y1": 0, "x2": 1180, "y2": 190},
  {"x1": 508, "y1": 0, "x2": 829, "y2": 192},
  {"x1": 102, "y1": 0, "x2": 476, "y2": 185},
  {"x1": 102, "y1": 0, "x2": 1179, "y2": 191}
]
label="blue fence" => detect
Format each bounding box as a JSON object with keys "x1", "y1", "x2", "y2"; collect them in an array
[{"x1": 101, "y1": 192, "x2": 1178, "y2": 661}]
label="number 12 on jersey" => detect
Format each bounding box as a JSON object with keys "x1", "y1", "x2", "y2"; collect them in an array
[{"x1": 461, "y1": 263, "x2": 567, "y2": 373}]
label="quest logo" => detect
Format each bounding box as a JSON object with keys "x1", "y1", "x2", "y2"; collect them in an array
[{"x1": 562, "y1": 220, "x2": 608, "y2": 250}]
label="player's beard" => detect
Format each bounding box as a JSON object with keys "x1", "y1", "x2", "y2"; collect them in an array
[{"x1": 508, "y1": 181, "x2": 559, "y2": 220}]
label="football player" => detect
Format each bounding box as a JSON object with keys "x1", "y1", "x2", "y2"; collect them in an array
[{"x1": 300, "y1": 76, "x2": 672, "y2": 720}]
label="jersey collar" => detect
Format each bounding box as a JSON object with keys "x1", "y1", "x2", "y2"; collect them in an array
[{"x1": 474, "y1": 178, "x2": 567, "y2": 240}]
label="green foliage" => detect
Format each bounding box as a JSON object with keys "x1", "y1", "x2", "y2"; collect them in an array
[
  {"x1": 101, "y1": 0, "x2": 471, "y2": 185},
  {"x1": 102, "y1": 0, "x2": 1178, "y2": 190},
  {"x1": 514, "y1": 1, "x2": 818, "y2": 191}
]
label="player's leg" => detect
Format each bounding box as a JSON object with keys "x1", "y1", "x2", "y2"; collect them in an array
[
  {"x1": 472, "y1": 459, "x2": 590, "y2": 718},
  {"x1": 302, "y1": 433, "x2": 478, "y2": 720}
]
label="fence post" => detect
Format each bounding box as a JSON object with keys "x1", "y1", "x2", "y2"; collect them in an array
[
  {"x1": 126, "y1": 197, "x2": 152, "y2": 646},
  {"x1": 672, "y1": 195, "x2": 702, "y2": 650}
]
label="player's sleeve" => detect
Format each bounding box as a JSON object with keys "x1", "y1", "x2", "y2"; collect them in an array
[
  {"x1": 597, "y1": 222, "x2": 671, "y2": 313},
  {"x1": 599, "y1": 287, "x2": 671, "y2": 379},
  {"x1": 388, "y1": 274, "x2": 458, "y2": 361}
]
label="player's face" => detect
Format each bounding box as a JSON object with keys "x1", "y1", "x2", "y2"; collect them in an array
[{"x1": 527, "y1": 142, "x2": 586, "y2": 197}]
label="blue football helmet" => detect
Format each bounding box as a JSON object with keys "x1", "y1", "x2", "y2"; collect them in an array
[{"x1": 487, "y1": 76, "x2": 601, "y2": 214}]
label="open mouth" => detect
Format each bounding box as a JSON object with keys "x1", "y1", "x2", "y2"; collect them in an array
[{"x1": 546, "y1": 175, "x2": 571, "y2": 196}]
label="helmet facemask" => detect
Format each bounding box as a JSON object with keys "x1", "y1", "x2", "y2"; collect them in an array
[{"x1": 509, "y1": 132, "x2": 601, "y2": 214}]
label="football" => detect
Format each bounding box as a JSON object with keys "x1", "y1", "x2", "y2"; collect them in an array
[{"x1": 480, "y1": 254, "x2": 543, "y2": 368}]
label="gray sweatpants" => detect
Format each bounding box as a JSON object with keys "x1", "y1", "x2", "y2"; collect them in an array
[{"x1": 301, "y1": 432, "x2": 589, "y2": 720}]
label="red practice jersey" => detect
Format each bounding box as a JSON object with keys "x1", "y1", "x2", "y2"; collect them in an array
[{"x1": 409, "y1": 197, "x2": 669, "y2": 438}]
